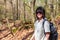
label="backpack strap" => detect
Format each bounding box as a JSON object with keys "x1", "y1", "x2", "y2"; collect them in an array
[
  {"x1": 43, "y1": 19, "x2": 47, "y2": 28},
  {"x1": 43, "y1": 19, "x2": 48, "y2": 35}
]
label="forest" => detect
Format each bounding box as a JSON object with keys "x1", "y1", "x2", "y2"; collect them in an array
[{"x1": 0, "y1": 0, "x2": 60, "y2": 40}]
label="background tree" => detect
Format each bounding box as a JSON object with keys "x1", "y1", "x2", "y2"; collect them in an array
[{"x1": 4, "y1": 0, "x2": 7, "y2": 18}]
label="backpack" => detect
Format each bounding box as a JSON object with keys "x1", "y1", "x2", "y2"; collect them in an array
[{"x1": 43, "y1": 19, "x2": 58, "y2": 40}]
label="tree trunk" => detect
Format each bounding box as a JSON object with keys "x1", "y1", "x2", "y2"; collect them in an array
[
  {"x1": 30, "y1": 0, "x2": 36, "y2": 23},
  {"x1": 16, "y1": 0, "x2": 18, "y2": 20},
  {"x1": 58, "y1": 0, "x2": 60, "y2": 15},
  {"x1": 4, "y1": 0, "x2": 7, "y2": 18},
  {"x1": 19, "y1": 0, "x2": 24, "y2": 21},
  {"x1": 23, "y1": 2, "x2": 26, "y2": 22}
]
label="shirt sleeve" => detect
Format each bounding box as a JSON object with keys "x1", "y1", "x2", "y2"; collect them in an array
[{"x1": 44, "y1": 21, "x2": 50, "y2": 32}]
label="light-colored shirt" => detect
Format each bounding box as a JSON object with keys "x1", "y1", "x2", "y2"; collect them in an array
[{"x1": 30, "y1": 18, "x2": 50, "y2": 40}]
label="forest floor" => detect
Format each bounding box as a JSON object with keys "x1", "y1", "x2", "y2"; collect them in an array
[
  {"x1": 0, "y1": 27, "x2": 60, "y2": 40},
  {"x1": 57, "y1": 25, "x2": 60, "y2": 40},
  {"x1": 0, "y1": 27, "x2": 33, "y2": 40},
  {"x1": 0, "y1": 19, "x2": 60, "y2": 40}
]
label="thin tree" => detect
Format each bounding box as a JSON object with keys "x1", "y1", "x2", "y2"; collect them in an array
[
  {"x1": 16, "y1": 0, "x2": 19, "y2": 20},
  {"x1": 4, "y1": 0, "x2": 7, "y2": 18},
  {"x1": 50, "y1": 0, "x2": 55, "y2": 22},
  {"x1": 23, "y1": 1, "x2": 26, "y2": 22},
  {"x1": 58, "y1": 0, "x2": 60, "y2": 15},
  {"x1": 30, "y1": 0, "x2": 36, "y2": 23},
  {"x1": 9, "y1": 0, "x2": 15, "y2": 20}
]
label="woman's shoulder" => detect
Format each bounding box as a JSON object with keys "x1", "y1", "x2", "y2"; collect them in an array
[{"x1": 43, "y1": 18, "x2": 50, "y2": 24}]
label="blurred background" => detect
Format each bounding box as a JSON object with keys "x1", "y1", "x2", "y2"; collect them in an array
[{"x1": 0, "y1": 0, "x2": 60, "y2": 40}]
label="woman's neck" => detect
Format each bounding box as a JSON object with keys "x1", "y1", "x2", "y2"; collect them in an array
[{"x1": 38, "y1": 18, "x2": 43, "y2": 22}]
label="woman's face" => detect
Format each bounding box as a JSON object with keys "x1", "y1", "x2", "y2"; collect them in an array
[{"x1": 36, "y1": 13, "x2": 43, "y2": 19}]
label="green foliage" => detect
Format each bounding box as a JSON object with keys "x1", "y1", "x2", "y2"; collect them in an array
[
  {"x1": 57, "y1": 13, "x2": 60, "y2": 16},
  {"x1": 46, "y1": 12, "x2": 51, "y2": 19},
  {"x1": 25, "y1": 20, "x2": 32, "y2": 24},
  {"x1": 0, "y1": 6, "x2": 4, "y2": 19},
  {"x1": 24, "y1": 25, "x2": 30, "y2": 29},
  {"x1": 12, "y1": 27, "x2": 18, "y2": 33},
  {"x1": 23, "y1": 0, "x2": 28, "y2": 3}
]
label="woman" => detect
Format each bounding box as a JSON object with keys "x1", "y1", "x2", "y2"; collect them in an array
[{"x1": 30, "y1": 6, "x2": 50, "y2": 40}]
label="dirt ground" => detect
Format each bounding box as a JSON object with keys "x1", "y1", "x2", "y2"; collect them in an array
[
  {"x1": 57, "y1": 25, "x2": 60, "y2": 40},
  {"x1": 0, "y1": 26, "x2": 60, "y2": 40}
]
